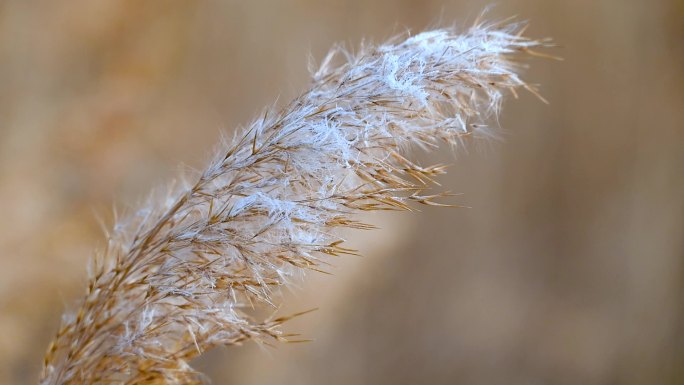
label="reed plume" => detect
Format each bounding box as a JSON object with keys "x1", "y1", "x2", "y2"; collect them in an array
[{"x1": 40, "y1": 18, "x2": 548, "y2": 385}]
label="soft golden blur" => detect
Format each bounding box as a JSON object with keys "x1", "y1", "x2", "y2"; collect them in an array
[{"x1": 1, "y1": 1, "x2": 682, "y2": 384}]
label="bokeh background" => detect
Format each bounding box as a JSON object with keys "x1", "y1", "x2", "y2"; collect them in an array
[{"x1": 1, "y1": 1, "x2": 682, "y2": 384}]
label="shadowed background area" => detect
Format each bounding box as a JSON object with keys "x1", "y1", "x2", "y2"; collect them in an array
[{"x1": 0, "y1": 1, "x2": 682, "y2": 384}]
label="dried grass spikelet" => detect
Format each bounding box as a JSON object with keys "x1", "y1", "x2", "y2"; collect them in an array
[{"x1": 40, "y1": 18, "x2": 550, "y2": 385}]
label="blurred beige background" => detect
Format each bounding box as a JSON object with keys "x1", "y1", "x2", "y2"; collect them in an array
[{"x1": 1, "y1": 1, "x2": 682, "y2": 384}]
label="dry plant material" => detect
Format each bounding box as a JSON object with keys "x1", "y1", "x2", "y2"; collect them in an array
[{"x1": 40, "y1": 19, "x2": 549, "y2": 385}]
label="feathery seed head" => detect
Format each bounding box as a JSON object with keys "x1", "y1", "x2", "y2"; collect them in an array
[{"x1": 40, "y1": 19, "x2": 550, "y2": 385}]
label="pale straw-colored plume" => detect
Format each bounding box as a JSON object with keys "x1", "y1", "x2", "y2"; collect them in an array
[{"x1": 40, "y1": 18, "x2": 549, "y2": 385}]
